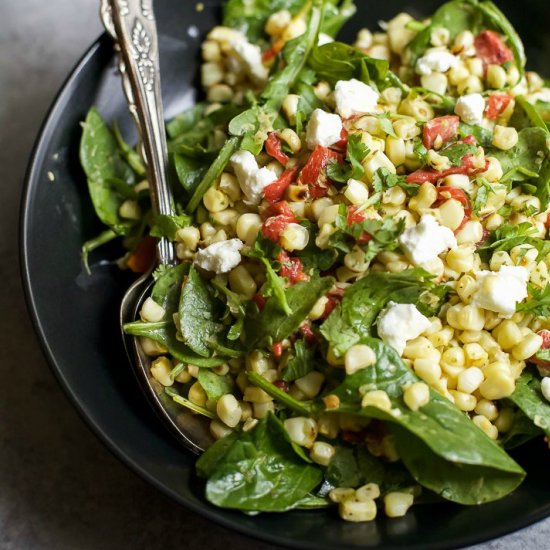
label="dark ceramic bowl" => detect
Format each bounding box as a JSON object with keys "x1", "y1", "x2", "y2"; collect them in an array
[{"x1": 21, "y1": 1, "x2": 550, "y2": 548}]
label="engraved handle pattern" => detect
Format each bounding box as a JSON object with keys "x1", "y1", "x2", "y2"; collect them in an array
[{"x1": 100, "y1": 0, "x2": 175, "y2": 266}]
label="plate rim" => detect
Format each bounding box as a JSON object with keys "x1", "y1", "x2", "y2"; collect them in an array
[{"x1": 18, "y1": 28, "x2": 550, "y2": 550}]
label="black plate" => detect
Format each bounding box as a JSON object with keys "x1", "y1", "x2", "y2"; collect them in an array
[{"x1": 21, "y1": 1, "x2": 550, "y2": 548}]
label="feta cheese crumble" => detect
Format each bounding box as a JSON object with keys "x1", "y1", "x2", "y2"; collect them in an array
[
  {"x1": 416, "y1": 49, "x2": 459, "y2": 75},
  {"x1": 230, "y1": 38, "x2": 269, "y2": 84},
  {"x1": 398, "y1": 214, "x2": 457, "y2": 265},
  {"x1": 230, "y1": 150, "x2": 278, "y2": 205},
  {"x1": 334, "y1": 79, "x2": 380, "y2": 118},
  {"x1": 195, "y1": 238, "x2": 244, "y2": 274},
  {"x1": 306, "y1": 108, "x2": 343, "y2": 149},
  {"x1": 541, "y1": 377, "x2": 550, "y2": 402},
  {"x1": 454, "y1": 93, "x2": 486, "y2": 126},
  {"x1": 377, "y1": 302, "x2": 432, "y2": 356},
  {"x1": 472, "y1": 265, "x2": 529, "y2": 318}
]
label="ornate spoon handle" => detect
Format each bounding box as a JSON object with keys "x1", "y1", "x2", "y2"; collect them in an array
[{"x1": 100, "y1": 0, "x2": 175, "y2": 266}]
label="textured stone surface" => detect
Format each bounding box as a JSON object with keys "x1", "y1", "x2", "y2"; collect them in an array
[{"x1": 1, "y1": 1, "x2": 549, "y2": 549}]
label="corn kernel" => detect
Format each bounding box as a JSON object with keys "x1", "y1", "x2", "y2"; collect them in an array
[
  {"x1": 310, "y1": 441, "x2": 336, "y2": 466},
  {"x1": 403, "y1": 382, "x2": 430, "y2": 411},
  {"x1": 284, "y1": 417, "x2": 318, "y2": 447},
  {"x1": 345, "y1": 344, "x2": 377, "y2": 375},
  {"x1": 384, "y1": 492, "x2": 414, "y2": 518},
  {"x1": 339, "y1": 498, "x2": 377, "y2": 522},
  {"x1": 361, "y1": 390, "x2": 392, "y2": 411},
  {"x1": 472, "y1": 415, "x2": 498, "y2": 439}
]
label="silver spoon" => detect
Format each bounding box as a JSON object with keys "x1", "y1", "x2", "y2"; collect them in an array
[{"x1": 101, "y1": 0, "x2": 212, "y2": 454}]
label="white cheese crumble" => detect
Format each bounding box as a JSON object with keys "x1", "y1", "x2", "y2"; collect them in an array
[
  {"x1": 230, "y1": 38, "x2": 268, "y2": 84},
  {"x1": 334, "y1": 79, "x2": 380, "y2": 119},
  {"x1": 454, "y1": 93, "x2": 486, "y2": 126},
  {"x1": 377, "y1": 302, "x2": 432, "y2": 356},
  {"x1": 195, "y1": 238, "x2": 244, "y2": 274},
  {"x1": 416, "y1": 49, "x2": 459, "y2": 75},
  {"x1": 398, "y1": 214, "x2": 457, "y2": 265},
  {"x1": 541, "y1": 377, "x2": 550, "y2": 402},
  {"x1": 318, "y1": 33, "x2": 334, "y2": 46},
  {"x1": 472, "y1": 265, "x2": 529, "y2": 318},
  {"x1": 305, "y1": 108, "x2": 343, "y2": 149},
  {"x1": 230, "y1": 150, "x2": 278, "y2": 205}
]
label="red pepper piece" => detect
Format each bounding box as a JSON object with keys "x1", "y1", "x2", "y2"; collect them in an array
[
  {"x1": 423, "y1": 115, "x2": 460, "y2": 149},
  {"x1": 265, "y1": 132, "x2": 289, "y2": 166},
  {"x1": 298, "y1": 145, "x2": 343, "y2": 198},
  {"x1": 474, "y1": 30, "x2": 514, "y2": 67},
  {"x1": 263, "y1": 167, "x2": 299, "y2": 204},
  {"x1": 485, "y1": 94, "x2": 512, "y2": 120}
]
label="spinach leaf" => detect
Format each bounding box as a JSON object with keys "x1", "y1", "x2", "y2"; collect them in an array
[
  {"x1": 123, "y1": 320, "x2": 226, "y2": 367},
  {"x1": 325, "y1": 444, "x2": 415, "y2": 494},
  {"x1": 307, "y1": 41, "x2": 389, "y2": 87},
  {"x1": 212, "y1": 280, "x2": 246, "y2": 341},
  {"x1": 222, "y1": 0, "x2": 305, "y2": 42},
  {"x1": 196, "y1": 414, "x2": 323, "y2": 512},
  {"x1": 282, "y1": 340, "x2": 316, "y2": 382},
  {"x1": 149, "y1": 214, "x2": 191, "y2": 241},
  {"x1": 243, "y1": 275, "x2": 334, "y2": 349},
  {"x1": 179, "y1": 265, "x2": 226, "y2": 357},
  {"x1": 151, "y1": 263, "x2": 189, "y2": 314},
  {"x1": 510, "y1": 96, "x2": 549, "y2": 132},
  {"x1": 198, "y1": 369, "x2": 234, "y2": 401},
  {"x1": 321, "y1": 269, "x2": 435, "y2": 357},
  {"x1": 229, "y1": 1, "x2": 323, "y2": 154},
  {"x1": 167, "y1": 104, "x2": 206, "y2": 139},
  {"x1": 173, "y1": 154, "x2": 208, "y2": 195},
  {"x1": 499, "y1": 408, "x2": 543, "y2": 449},
  {"x1": 80, "y1": 108, "x2": 136, "y2": 234},
  {"x1": 186, "y1": 136, "x2": 240, "y2": 213},
  {"x1": 506, "y1": 370, "x2": 550, "y2": 439},
  {"x1": 490, "y1": 127, "x2": 549, "y2": 183},
  {"x1": 459, "y1": 121, "x2": 493, "y2": 147},
  {"x1": 329, "y1": 338, "x2": 525, "y2": 504}
]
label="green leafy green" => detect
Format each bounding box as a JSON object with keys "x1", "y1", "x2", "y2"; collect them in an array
[
  {"x1": 490, "y1": 127, "x2": 548, "y2": 183},
  {"x1": 260, "y1": 258, "x2": 291, "y2": 315},
  {"x1": 459, "y1": 122, "x2": 493, "y2": 147},
  {"x1": 439, "y1": 141, "x2": 479, "y2": 166},
  {"x1": 151, "y1": 263, "x2": 189, "y2": 314},
  {"x1": 112, "y1": 122, "x2": 145, "y2": 176},
  {"x1": 517, "y1": 283, "x2": 550, "y2": 317},
  {"x1": 510, "y1": 96, "x2": 549, "y2": 132},
  {"x1": 329, "y1": 338, "x2": 526, "y2": 504},
  {"x1": 506, "y1": 370, "x2": 550, "y2": 440},
  {"x1": 196, "y1": 414, "x2": 322, "y2": 512},
  {"x1": 326, "y1": 133, "x2": 369, "y2": 182},
  {"x1": 472, "y1": 179, "x2": 494, "y2": 216},
  {"x1": 149, "y1": 214, "x2": 191, "y2": 241},
  {"x1": 282, "y1": 340, "x2": 316, "y2": 382},
  {"x1": 80, "y1": 108, "x2": 136, "y2": 234},
  {"x1": 372, "y1": 167, "x2": 419, "y2": 196},
  {"x1": 173, "y1": 154, "x2": 208, "y2": 195},
  {"x1": 179, "y1": 265, "x2": 226, "y2": 357},
  {"x1": 479, "y1": 222, "x2": 550, "y2": 260},
  {"x1": 198, "y1": 369, "x2": 234, "y2": 402},
  {"x1": 81, "y1": 229, "x2": 118, "y2": 273},
  {"x1": 243, "y1": 275, "x2": 334, "y2": 349},
  {"x1": 320, "y1": 269, "x2": 436, "y2": 357}
]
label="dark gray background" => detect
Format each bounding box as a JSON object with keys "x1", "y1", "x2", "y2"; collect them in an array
[{"x1": 1, "y1": 1, "x2": 549, "y2": 548}]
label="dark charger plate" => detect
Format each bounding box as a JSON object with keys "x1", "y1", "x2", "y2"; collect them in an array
[{"x1": 20, "y1": 1, "x2": 550, "y2": 548}]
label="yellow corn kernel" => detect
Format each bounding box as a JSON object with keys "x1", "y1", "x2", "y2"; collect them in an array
[
  {"x1": 216, "y1": 394, "x2": 242, "y2": 428},
  {"x1": 398, "y1": 98, "x2": 434, "y2": 121},
  {"x1": 427, "y1": 326, "x2": 454, "y2": 348},
  {"x1": 393, "y1": 117, "x2": 420, "y2": 140},
  {"x1": 495, "y1": 407, "x2": 514, "y2": 432},
  {"x1": 493, "y1": 320, "x2": 522, "y2": 351},
  {"x1": 140, "y1": 297, "x2": 165, "y2": 323},
  {"x1": 284, "y1": 417, "x2": 318, "y2": 447},
  {"x1": 457, "y1": 366, "x2": 484, "y2": 393},
  {"x1": 210, "y1": 420, "x2": 233, "y2": 440},
  {"x1": 446, "y1": 303, "x2": 486, "y2": 331},
  {"x1": 345, "y1": 344, "x2": 377, "y2": 375},
  {"x1": 229, "y1": 264, "x2": 257, "y2": 299},
  {"x1": 254, "y1": 401, "x2": 275, "y2": 419},
  {"x1": 464, "y1": 342, "x2": 489, "y2": 367},
  {"x1": 384, "y1": 492, "x2": 414, "y2": 518},
  {"x1": 385, "y1": 136, "x2": 407, "y2": 166},
  {"x1": 409, "y1": 182, "x2": 438, "y2": 212},
  {"x1": 446, "y1": 245, "x2": 475, "y2": 273},
  {"x1": 472, "y1": 415, "x2": 498, "y2": 439},
  {"x1": 150, "y1": 356, "x2": 174, "y2": 387},
  {"x1": 355, "y1": 482, "x2": 381, "y2": 502},
  {"x1": 361, "y1": 390, "x2": 392, "y2": 411},
  {"x1": 188, "y1": 381, "x2": 207, "y2": 407},
  {"x1": 339, "y1": 498, "x2": 377, "y2": 522},
  {"x1": 486, "y1": 65, "x2": 507, "y2": 89},
  {"x1": 310, "y1": 441, "x2": 336, "y2": 466},
  {"x1": 329, "y1": 487, "x2": 355, "y2": 503},
  {"x1": 420, "y1": 72, "x2": 448, "y2": 95},
  {"x1": 295, "y1": 371, "x2": 325, "y2": 399},
  {"x1": 456, "y1": 220, "x2": 483, "y2": 245},
  {"x1": 450, "y1": 390, "x2": 477, "y2": 411},
  {"x1": 511, "y1": 332, "x2": 543, "y2": 360},
  {"x1": 243, "y1": 386, "x2": 273, "y2": 404},
  {"x1": 475, "y1": 399, "x2": 499, "y2": 421},
  {"x1": 492, "y1": 125, "x2": 519, "y2": 150},
  {"x1": 403, "y1": 337, "x2": 437, "y2": 360},
  {"x1": 479, "y1": 370, "x2": 515, "y2": 400},
  {"x1": 403, "y1": 382, "x2": 430, "y2": 411}
]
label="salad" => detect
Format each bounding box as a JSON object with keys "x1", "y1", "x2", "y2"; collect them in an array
[{"x1": 79, "y1": 0, "x2": 550, "y2": 523}]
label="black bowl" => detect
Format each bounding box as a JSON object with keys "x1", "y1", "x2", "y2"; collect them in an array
[{"x1": 21, "y1": 1, "x2": 550, "y2": 548}]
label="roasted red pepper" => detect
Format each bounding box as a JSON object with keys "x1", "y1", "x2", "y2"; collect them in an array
[{"x1": 423, "y1": 115, "x2": 460, "y2": 149}]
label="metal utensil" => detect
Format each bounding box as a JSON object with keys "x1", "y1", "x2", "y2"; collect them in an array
[{"x1": 101, "y1": 0, "x2": 212, "y2": 454}]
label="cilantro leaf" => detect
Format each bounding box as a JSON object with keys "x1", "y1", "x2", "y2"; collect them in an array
[
  {"x1": 479, "y1": 222, "x2": 550, "y2": 260},
  {"x1": 376, "y1": 114, "x2": 397, "y2": 137},
  {"x1": 518, "y1": 283, "x2": 550, "y2": 317},
  {"x1": 325, "y1": 133, "x2": 369, "y2": 183},
  {"x1": 439, "y1": 142, "x2": 478, "y2": 166},
  {"x1": 472, "y1": 180, "x2": 494, "y2": 217},
  {"x1": 372, "y1": 167, "x2": 420, "y2": 196}
]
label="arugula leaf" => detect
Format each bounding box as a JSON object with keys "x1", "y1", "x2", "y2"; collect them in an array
[
  {"x1": 294, "y1": 82, "x2": 325, "y2": 133},
  {"x1": 150, "y1": 263, "x2": 190, "y2": 314},
  {"x1": 439, "y1": 141, "x2": 478, "y2": 166},
  {"x1": 81, "y1": 229, "x2": 118, "y2": 273},
  {"x1": 179, "y1": 265, "x2": 226, "y2": 357},
  {"x1": 459, "y1": 122, "x2": 493, "y2": 147},
  {"x1": 329, "y1": 338, "x2": 525, "y2": 504},
  {"x1": 517, "y1": 283, "x2": 550, "y2": 317},
  {"x1": 243, "y1": 275, "x2": 334, "y2": 349},
  {"x1": 320, "y1": 0, "x2": 357, "y2": 37},
  {"x1": 510, "y1": 96, "x2": 549, "y2": 132},
  {"x1": 80, "y1": 108, "x2": 136, "y2": 235},
  {"x1": 196, "y1": 414, "x2": 323, "y2": 512},
  {"x1": 506, "y1": 370, "x2": 550, "y2": 440},
  {"x1": 149, "y1": 214, "x2": 191, "y2": 241},
  {"x1": 173, "y1": 154, "x2": 208, "y2": 195},
  {"x1": 282, "y1": 340, "x2": 316, "y2": 382},
  {"x1": 320, "y1": 269, "x2": 436, "y2": 357}
]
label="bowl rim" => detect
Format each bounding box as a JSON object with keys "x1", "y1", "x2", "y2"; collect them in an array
[{"x1": 19, "y1": 29, "x2": 550, "y2": 550}]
